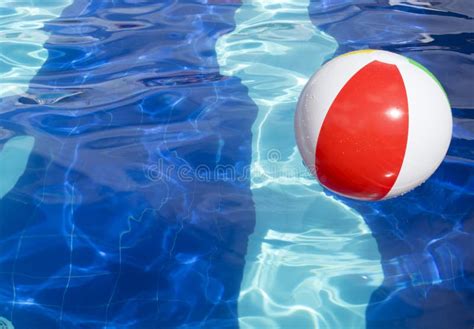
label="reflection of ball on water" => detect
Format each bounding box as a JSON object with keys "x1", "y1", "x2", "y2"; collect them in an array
[{"x1": 295, "y1": 50, "x2": 452, "y2": 201}]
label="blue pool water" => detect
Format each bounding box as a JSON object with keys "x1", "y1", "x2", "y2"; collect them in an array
[{"x1": 0, "y1": 1, "x2": 473, "y2": 328}]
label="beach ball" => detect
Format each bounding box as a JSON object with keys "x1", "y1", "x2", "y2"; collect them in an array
[{"x1": 295, "y1": 50, "x2": 452, "y2": 201}]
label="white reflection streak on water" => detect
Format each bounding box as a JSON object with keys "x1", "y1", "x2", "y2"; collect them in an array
[
  {"x1": 0, "y1": 1, "x2": 72, "y2": 98},
  {"x1": 216, "y1": 1, "x2": 383, "y2": 328}
]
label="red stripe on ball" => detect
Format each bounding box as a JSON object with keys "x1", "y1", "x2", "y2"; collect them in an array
[{"x1": 315, "y1": 60, "x2": 409, "y2": 200}]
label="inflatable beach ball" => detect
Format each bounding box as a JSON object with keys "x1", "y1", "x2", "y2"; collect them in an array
[{"x1": 295, "y1": 50, "x2": 452, "y2": 201}]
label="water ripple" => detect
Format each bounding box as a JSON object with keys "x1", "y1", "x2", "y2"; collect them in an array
[
  {"x1": 217, "y1": 1, "x2": 383, "y2": 328},
  {"x1": 0, "y1": 0, "x2": 72, "y2": 98}
]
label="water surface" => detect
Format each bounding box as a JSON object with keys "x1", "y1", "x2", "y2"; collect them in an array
[{"x1": 0, "y1": 0, "x2": 472, "y2": 328}]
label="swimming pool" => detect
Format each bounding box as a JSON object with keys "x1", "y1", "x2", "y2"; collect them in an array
[{"x1": 0, "y1": 0, "x2": 472, "y2": 328}]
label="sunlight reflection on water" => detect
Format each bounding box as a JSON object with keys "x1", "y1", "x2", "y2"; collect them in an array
[
  {"x1": 0, "y1": 0, "x2": 72, "y2": 97},
  {"x1": 217, "y1": 1, "x2": 384, "y2": 327}
]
